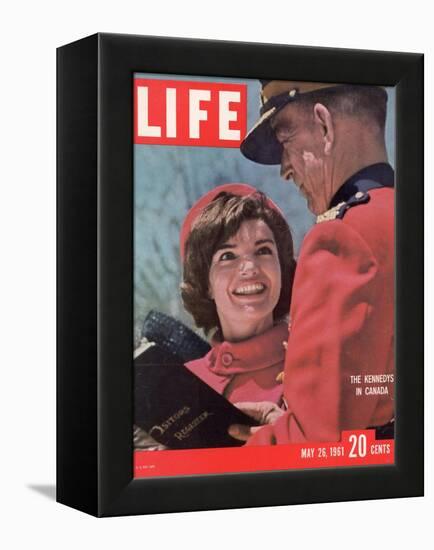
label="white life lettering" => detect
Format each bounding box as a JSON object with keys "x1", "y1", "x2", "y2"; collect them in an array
[
  {"x1": 137, "y1": 86, "x2": 161, "y2": 137},
  {"x1": 165, "y1": 88, "x2": 177, "y2": 138},
  {"x1": 219, "y1": 91, "x2": 241, "y2": 140},
  {"x1": 189, "y1": 89, "x2": 211, "y2": 139}
]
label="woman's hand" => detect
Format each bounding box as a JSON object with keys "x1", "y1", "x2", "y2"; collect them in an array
[{"x1": 228, "y1": 401, "x2": 285, "y2": 442}]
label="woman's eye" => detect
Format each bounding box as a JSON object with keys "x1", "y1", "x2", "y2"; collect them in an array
[
  {"x1": 219, "y1": 251, "x2": 236, "y2": 261},
  {"x1": 256, "y1": 246, "x2": 273, "y2": 256}
]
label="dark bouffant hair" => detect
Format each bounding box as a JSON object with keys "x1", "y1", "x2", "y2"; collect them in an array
[{"x1": 181, "y1": 191, "x2": 296, "y2": 335}]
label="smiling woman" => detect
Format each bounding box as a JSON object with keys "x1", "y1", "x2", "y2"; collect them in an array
[
  {"x1": 180, "y1": 183, "x2": 296, "y2": 407},
  {"x1": 208, "y1": 218, "x2": 282, "y2": 342}
]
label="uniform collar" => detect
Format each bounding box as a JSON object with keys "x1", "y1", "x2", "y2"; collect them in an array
[
  {"x1": 209, "y1": 322, "x2": 288, "y2": 376},
  {"x1": 330, "y1": 163, "x2": 395, "y2": 209}
]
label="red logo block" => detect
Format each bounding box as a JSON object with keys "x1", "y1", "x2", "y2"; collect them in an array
[{"x1": 134, "y1": 78, "x2": 247, "y2": 147}]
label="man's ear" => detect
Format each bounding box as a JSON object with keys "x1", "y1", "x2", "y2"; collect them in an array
[{"x1": 313, "y1": 103, "x2": 334, "y2": 155}]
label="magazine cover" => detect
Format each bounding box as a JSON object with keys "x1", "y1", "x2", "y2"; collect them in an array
[{"x1": 133, "y1": 73, "x2": 395, "y2": 478}]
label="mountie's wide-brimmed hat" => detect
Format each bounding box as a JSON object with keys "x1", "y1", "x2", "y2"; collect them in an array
[{"x1": 240, "y1": 80, "x2": 346, "y2": 166}]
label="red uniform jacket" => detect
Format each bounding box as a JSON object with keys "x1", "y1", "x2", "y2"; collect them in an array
[
  {"x1": 185, "y1": 323, "x2": 288, "y2": 406},
  {"x1": 247, "y1": 187, "x2": 394, "y2": 445}
]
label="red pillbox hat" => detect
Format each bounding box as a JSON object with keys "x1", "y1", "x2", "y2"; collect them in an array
[{"x1": 179, "y1": 183, "x2": 282, "y2": 262}]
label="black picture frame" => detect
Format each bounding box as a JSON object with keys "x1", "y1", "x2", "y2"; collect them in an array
[{"x1": 57, "y1": 33, "x2": 424, "y2": 517}]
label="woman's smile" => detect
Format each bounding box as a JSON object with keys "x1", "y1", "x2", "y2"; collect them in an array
[{"x1": 233, "y1": 282, "x2": 267, "y2": 296}]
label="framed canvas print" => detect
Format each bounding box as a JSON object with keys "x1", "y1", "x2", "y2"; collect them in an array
[{"x1": 57, "y1": 33, "x2": 423, "y2": 517}]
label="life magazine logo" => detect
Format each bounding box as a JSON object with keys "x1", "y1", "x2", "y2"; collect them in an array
[{"x1": 134, "y1": 78, "x2": 247, "y2": 147}]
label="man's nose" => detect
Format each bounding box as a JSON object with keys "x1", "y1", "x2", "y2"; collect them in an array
[
  {"x1": 279, "y1": 146, "x2": 293, "y2": 180},
  {"x1": 280, "y1": 159, "x2": 292, "y2": 179}
]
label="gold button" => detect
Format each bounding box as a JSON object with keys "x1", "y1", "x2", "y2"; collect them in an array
[{"x1": 276, "y1": 371, "x2": 285, "y2": 383}]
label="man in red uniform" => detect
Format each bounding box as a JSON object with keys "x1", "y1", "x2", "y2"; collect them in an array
[{"x1": 230, "y1": 81, "x2": 395, "y2": 444}]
